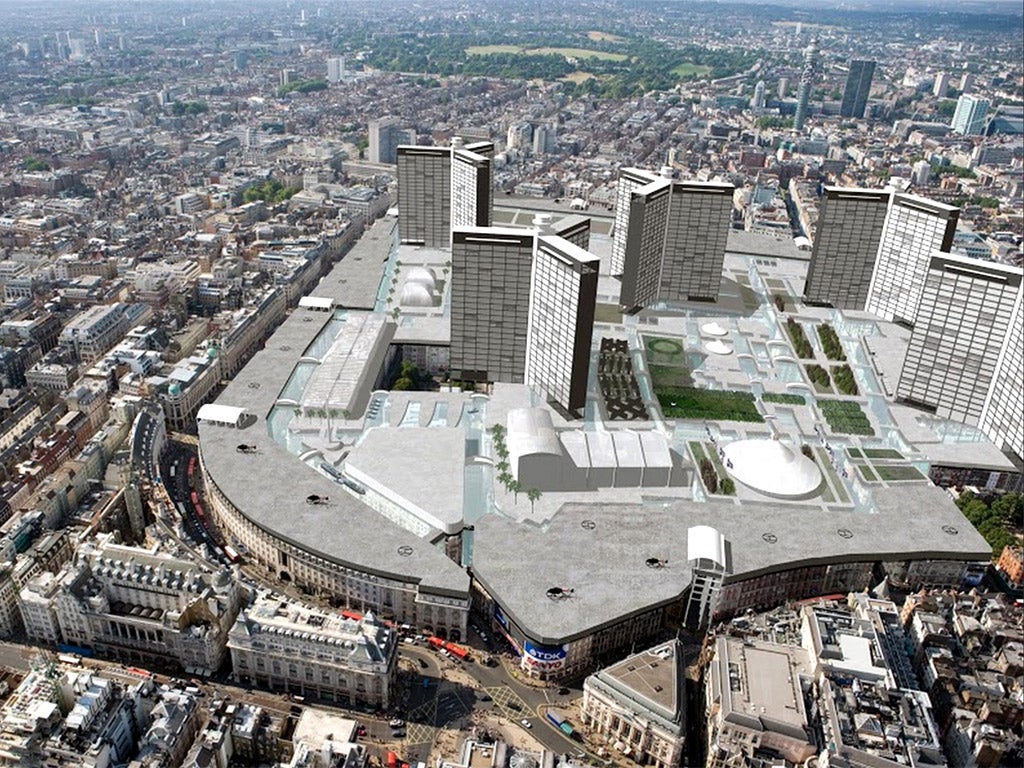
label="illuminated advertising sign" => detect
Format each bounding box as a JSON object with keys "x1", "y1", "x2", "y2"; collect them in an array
[{"x1": 523, "y1": 641, "x2": 567, "y2": 667}]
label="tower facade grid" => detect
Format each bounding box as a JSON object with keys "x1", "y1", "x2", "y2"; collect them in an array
[
  {"x1": 526, "y1": 237, "x2": 599, "y2": 411},
  {"x1": 659, "y1": 182, "x2": 732, "y2": 302},
  {"x1": 897, "y1": 255, "x2": 1022, "y2": 426},
  {"x1": 840, "y1": 59, "x2": 875, "y2": 119},
  {"x1": 450, "y1": 229, "x2": 535, "y2": 383},
  {"x1": 980, "y1": 287, "x2": 1024, "y2": 462},
  {"x1": 620, "y1": 179, "x2": 671, "y2": 310},
  {"x1": 397, "y1": 146, "x2": 452, "y2": 247},
  {"x1": 803, "y1": 188, "x2": 891, "y2": 309},
  {"x1": 866, "y1": 194, "x2": 958, "y2": 326},
  {"x1": 611, "y1": 168, "x2": 659, "y2": 275}
]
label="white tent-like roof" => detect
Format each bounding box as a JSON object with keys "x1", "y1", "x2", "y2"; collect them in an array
[
  {"x1": 701, "y1": 321, "x2": 728, "y2": 337},
  {"x1": 197, "y1": 403, "x2": 247, "y2": 428},
  {"x1": 299, "y1": 296, "x2": 335, "y2": 311},
  {"x1": 721, "y1": 439, "x2": 822, "y2": 498},
  {"x1": 705, "y1": 339, "x2": 733, "y2": 355}
]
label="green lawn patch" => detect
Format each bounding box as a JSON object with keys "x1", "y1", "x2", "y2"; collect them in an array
[
  {"x1": 466, "y1": 44, "x2": 522, "y2": 55},
  {"x1": 762, "y1": 392, "x2": 807, "y2": 405},
  {"x1": 594, "y1": 303, "x2": 622, "y2": 324},
  {"x1": 672, "y1": 62, "x2": 713, "y2": 78},
  {"x1": 857, "y1": 465, "x2": 879, "y2": 482},
  {"x1": 862, "y1": 448, "x2": 903, "y2": 460},
  {"x1": 649, "y1": 364, "x2": 693, "y2": 389},
  {"x1": 876, "y1": 465, "x2": 925, "y2": 481},
  {"x1": 688, "y1": 441, "x2": 707, "y2": 462},
  {"x1": 846, "y1": 448, "x2": 864, "y2": 459},
  {"x1": 656, "y1": 387, "x2": 763, "y2": 422},
  {"x1": 820, "y1": 400, "x2": 875, "y2": 436},
  {"x1": 466, "y1": 44, "x2": 626, "y2": 61},
  {"x1": 646, "y1": 335, "x2": 684, "y2": 355},
  {"x1": 530, "y1": 46, "x2": 627, "y2": 60},
  {"x1": 814, "y1": 446, "x2": 849, "y2": 503}
]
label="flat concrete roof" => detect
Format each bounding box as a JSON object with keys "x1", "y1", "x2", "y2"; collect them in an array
[
  {"x1": 471, "y1": 485, "x2": 990, "y2": 644},
  {"x1": 726, "y1": 230, "x2": 808, "y2": 261},
  {"x1": 199, "y1": 238, "x2": 469, "y2": 598},
  {"x1": 345, "y1": 427, "x2": 466, "y2": 535},
  {"x1": 311, "y1": 217, "x2": 395, "y2": 310}
]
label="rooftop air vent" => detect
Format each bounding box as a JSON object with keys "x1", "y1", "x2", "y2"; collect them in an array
[
  {"x1": 645, "y1": 558, "x2": 668, "y2": 569},
  {"x1": 306, "y1": 494, "x2": 329, "y2": 505},
  {"x1": 837, "y1": 528, "x2": 853, "y2": 539},
  {"x1": 762, "y1": 533, "x2": 778, "y2": 544},
  {"x1": 581, "y1": 519, "x2": 596, "y2": 530},
  {"x1": 546, "y1": 587, "x2": 575, "y2": 600}
]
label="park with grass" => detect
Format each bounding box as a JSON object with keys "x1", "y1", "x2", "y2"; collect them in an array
[
  {"x1": 465, "y1": 44, "x2": 627, "y2": 61},
  {"x1": 644, "y1": 336, "x2": 697, "y2": 388},
  {"x1": 658, "y1": 388, "x2": 763, "y2": 422}
]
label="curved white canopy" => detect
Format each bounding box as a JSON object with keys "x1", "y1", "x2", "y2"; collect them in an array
[{"x1": 721, "y1": 439, "x2": 822, "y2": 498}]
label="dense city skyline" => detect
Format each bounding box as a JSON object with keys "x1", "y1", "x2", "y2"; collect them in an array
[{"x1": 0, "y1": 0, "x2": 1020, "y2": 766}]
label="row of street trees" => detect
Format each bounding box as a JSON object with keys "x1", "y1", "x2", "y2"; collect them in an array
[{"x1": 489, "y1": 424, "x2": 542, "y2": 514}]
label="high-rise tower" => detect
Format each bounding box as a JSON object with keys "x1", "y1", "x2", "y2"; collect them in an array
[
  {"x1": 897, "y1": 254, "x2": 1022, "y2": 429},
  {"x1": 951, "y1": 95, "x2": 990, "y2": 136},
  {"x1": 803, "y1": 187, "x2": 891, "y2": 309},
  {"x1": 398, "y1": 141, "x2": 493, "y2": 247},
  {"x1": 369, "y1": 118, "x2": 411, "y2": 164},
  {"x1": 793, "y1": 37, "x2": 820, "y2": 131},
  {"x1": 396, "y1": 146, "x2": 452, "y2": 247},
  {"x1": 751, "y1": 80, "x2": 767, "y2": 112},
  {"x1": 450, "y1": 227, "x2": 598, "y2": 412},
  {"x1": 618, "y1": 176, "x2": 733, "y2": 311},
  {"x1": 866, "y1": 193, "x2": 959, "y2": 326},
  {"x1": 611, "y1": 168, "x2": 660, "y2": 275},
  {"x1": 980, "y1": 285, "x2": 1024, "y2": 463},
  {"x1": 840, "y1": 59, "x2": 875, "y2": 119}
]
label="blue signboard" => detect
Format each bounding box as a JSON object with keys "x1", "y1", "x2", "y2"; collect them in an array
[{"x1": 524, "y1": 641, "x2": 566, "y2": 662}]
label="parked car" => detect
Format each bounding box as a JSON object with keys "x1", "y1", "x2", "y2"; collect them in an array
[
  {"x1": 389, "y1": 719, "x2": 405, "y2": 728},
  {"x1": 520, "y1": 718, "x2": 532, "y2": 729}
]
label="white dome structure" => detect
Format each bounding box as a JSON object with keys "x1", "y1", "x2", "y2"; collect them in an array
[
  {"x1": 404, "y1": 267, "x2": 437, "y2": 291},
  {"x1": 701, "y1": 321, "x2": 728, "y2": 337},
  {"x1": 400, "y1": 282, "x2": 435, "y2": 308},
  {"x1": 705, "y1": 339, "x2": 733, "y2": 355},
  {"x1": 721, "y1": 439, "x2": 822, "y2": 498}
]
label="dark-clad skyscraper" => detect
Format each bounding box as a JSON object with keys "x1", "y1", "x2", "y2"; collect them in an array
[
  {"x1": 396, "y1": 146, "x2": 451, "y2": 247},
  {"x1": 659, "y1": 181, "x2": 733, "y2": 303},
  {"x1": 804, "y1": 187, "x2": 891, "y2": 308},
  {"x1": 840, "y1": 59, "x2": 875, "y2": 119},
  {"x1": 450, "y1": 227, "x2": 598, "y2": 412},
  {"x1": 619, "y1": 178, "x2": 733, "y2": 311},
  {"x1": 398, "y1": 142, "x2": 493, "y2": 247}
]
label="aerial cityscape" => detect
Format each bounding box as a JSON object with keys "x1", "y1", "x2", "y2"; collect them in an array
[{"x1": 0, "y1": 0, "x2": 1021, "y2": 766}]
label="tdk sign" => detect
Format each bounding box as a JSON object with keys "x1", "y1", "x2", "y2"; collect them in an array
[{"x1": 524, "y1": 642, "x2": 566, "y2": 661}]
